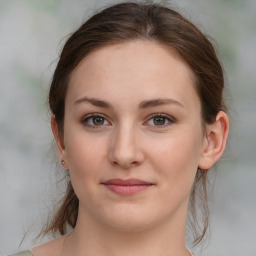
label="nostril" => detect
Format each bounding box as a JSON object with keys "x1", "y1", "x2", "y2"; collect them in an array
[
  {"x1": 131, "y1": 161, "x2": 140, "y2": 166},
  {"x1": 111, "y1": 160, "x2": 140, "y2": 169},
  {"x1": 113, "y1": 161, "x2": 119, "y2": 166},
  {"x1": 108, "y1": 138, "x2": 145, "y2": 168}
]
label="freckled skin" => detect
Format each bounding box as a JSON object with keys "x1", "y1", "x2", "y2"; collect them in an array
[
  {"x1": 63, "y1": 40, "x2": 204, "y2": 231},
  {"x1": 45, "y1": 40, "x2": 228, "y2": 256}
]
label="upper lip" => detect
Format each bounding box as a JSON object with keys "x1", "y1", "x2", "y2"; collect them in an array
[{"x1": 102, "y1": 179, "x2": 153, "y2": 186}]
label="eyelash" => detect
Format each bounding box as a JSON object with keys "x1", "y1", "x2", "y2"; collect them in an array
[
  {"x1": 81, "y1": 113, "x2": 175, "y2": 129},
  {"x1": 145, "y1": 113, "x2": 175, "y2": 128},
  {"x1": 81, "y1": 113, "x2": 110, "y2": 128}
]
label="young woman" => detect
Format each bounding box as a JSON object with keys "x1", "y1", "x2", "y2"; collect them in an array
[{"x1": 9, "y1": 2, "x2": 229, "y2": 256}]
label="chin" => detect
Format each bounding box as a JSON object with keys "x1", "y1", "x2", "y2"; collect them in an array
[
  {"x1": 97, "y1": 205, "x2": 164, "y2": 233},
  {"x1": 106, "y1": 217, "x2": 155, "y2": 233}
]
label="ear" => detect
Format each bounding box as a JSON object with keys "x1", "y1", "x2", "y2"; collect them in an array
[
  {"x1": 198, "y1": 111, "x2": 229, "y2": 170},
  {"x1": 51, "y1": 115, "x2": 69, "y2": 169}
]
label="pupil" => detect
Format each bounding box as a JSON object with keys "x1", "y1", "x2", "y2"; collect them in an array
[
  {"x1": 154, "y1": 117, "x2": 165, "y2": 125},
  {"x1": 93, "y1": 116, "x2": 104, "y2": 125}
]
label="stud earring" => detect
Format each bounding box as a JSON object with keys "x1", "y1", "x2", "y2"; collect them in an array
[{"x1": 61, "y1": 160, "x2": 65, "y2": 165}]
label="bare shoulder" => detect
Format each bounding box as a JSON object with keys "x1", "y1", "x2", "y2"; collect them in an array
[{"x1": 30, "y1": 236, "x2": 66, "y2": 256}]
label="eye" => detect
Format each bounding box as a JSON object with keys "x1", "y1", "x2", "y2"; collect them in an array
[
  {"x1": 82, "y1": 113, "x2": 111, "y2": 128},
  {"x1": 145, "y1": 113, "x2": 175, "y2": 128}
]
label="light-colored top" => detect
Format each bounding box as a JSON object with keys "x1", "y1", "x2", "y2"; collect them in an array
[
  {"x1": 8, "y1": 249, "x2": 196, "y2": 256},
  {"x1": 8, "y1": 251, "x2": 33, "y2": 256}
]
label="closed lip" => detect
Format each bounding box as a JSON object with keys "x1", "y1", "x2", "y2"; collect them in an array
[{"x1": 102, "y1": 178, "x2": 153, "y2": 186}]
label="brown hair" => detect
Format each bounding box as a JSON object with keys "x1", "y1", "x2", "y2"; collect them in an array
[{"x1": 44, "y1": 1, "x2": 226, "y2": 246}]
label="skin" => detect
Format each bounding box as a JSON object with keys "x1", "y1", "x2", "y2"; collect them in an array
[{"x1": 31, "y1": 40, "x2": 229, "y2": 256}]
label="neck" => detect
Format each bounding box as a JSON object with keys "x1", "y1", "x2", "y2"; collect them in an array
[{"x1": 62, "y1": 202, "x2": 191, "y2": 256}]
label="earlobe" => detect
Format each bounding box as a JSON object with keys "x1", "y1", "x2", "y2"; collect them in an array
[
  {"x1": 198, "y1": 111, "x2": 229, "y2": 170},
  {"x1": 51, "y1": 115, "x2": 69, "y2": 168}
]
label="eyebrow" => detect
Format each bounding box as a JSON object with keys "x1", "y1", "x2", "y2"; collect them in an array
[
  {"x1": 73, "y1": 97, "x2": 184, "y2": 109},
  {"x1": 74, "y1": 97, "x2": 113, "y2": 108},
  {"x1": 139, "y1": 98, "x2": 184, "y2": 108}
]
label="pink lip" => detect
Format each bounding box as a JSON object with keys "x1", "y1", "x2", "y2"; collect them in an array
[{"x1": 102, "y1": 179, "x2": 154, "y2": 195}]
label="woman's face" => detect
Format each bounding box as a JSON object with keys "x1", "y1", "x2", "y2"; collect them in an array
[{"x1": 58, "y1": 40, "x2": 208, "y2": 231}]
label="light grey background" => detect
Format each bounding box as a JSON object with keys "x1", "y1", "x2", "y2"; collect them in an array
[{"x1": 1, "y1": 0, "x2": 255, "y2": 255}]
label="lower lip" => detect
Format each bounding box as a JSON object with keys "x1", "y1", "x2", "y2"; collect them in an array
[{"x1": 103, "y1": 184, "x2": 153, "y2": 195}]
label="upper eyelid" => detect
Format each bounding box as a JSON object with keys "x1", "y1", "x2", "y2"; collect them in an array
[
  {"x1": 146, "y1": 113, "x2": 175, "y2": 121},
  {"x1": 143, "y1": 113, "x2": 175, "y2": 128},
  {"x1": 82, "y1": 113, "x2": 107, "y2": 120},
  {"x1": 82, "y1": 113, "x2": 111, "y2": 126}
]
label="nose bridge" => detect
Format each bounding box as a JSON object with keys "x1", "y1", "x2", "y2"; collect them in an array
[{"x1": 109, "y1": 120, "x2": 144, "y2": 168}]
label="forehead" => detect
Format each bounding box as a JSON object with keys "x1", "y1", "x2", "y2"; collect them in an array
[
  {"x1": 67, "y1": 40, "x2": 199, "y2": 110},
  {"x1": 71, "y1": 39, "x2": 195, "y2": 80}
]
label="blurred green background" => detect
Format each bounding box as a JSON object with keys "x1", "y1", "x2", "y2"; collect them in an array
[{"x1": 0, "y1": 1, "x2": 255, "y2": 255}]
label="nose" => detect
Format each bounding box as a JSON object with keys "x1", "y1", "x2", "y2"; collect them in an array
[{"x1": 108, "y1": 124, "x2": 145, "y2": 169}]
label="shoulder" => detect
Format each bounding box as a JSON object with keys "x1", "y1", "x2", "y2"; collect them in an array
[
  {"x1": 188, "y1": 249, "x2": 197, "y2": 256},
  {"x1": 6, "y1": 236, "x2": 66, "y2": 256},
  {"x1": 30, "y1": 236, "x2": 66, "y2": 256},
  {"x1": 7, "y1": 251, "x2": 33, "y2": 256}
]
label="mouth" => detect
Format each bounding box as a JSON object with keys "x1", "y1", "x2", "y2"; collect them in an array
[{"x1": 101, "y1": 179, "x2": 154, "y2": 196}]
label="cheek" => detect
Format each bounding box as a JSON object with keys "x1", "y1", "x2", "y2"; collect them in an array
[
  {"x1": 64, "y1": 132, "x2": 108, "y2": 204},
  {"x1": 147, "y1": 128, "x2": 202, "y2": 188},
  {"x1": 64, "y1": 128, "x2": 107, "y2": 180},
  {"x1": 151, "y1": 142, "x2": 199, "y2": 210}
]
